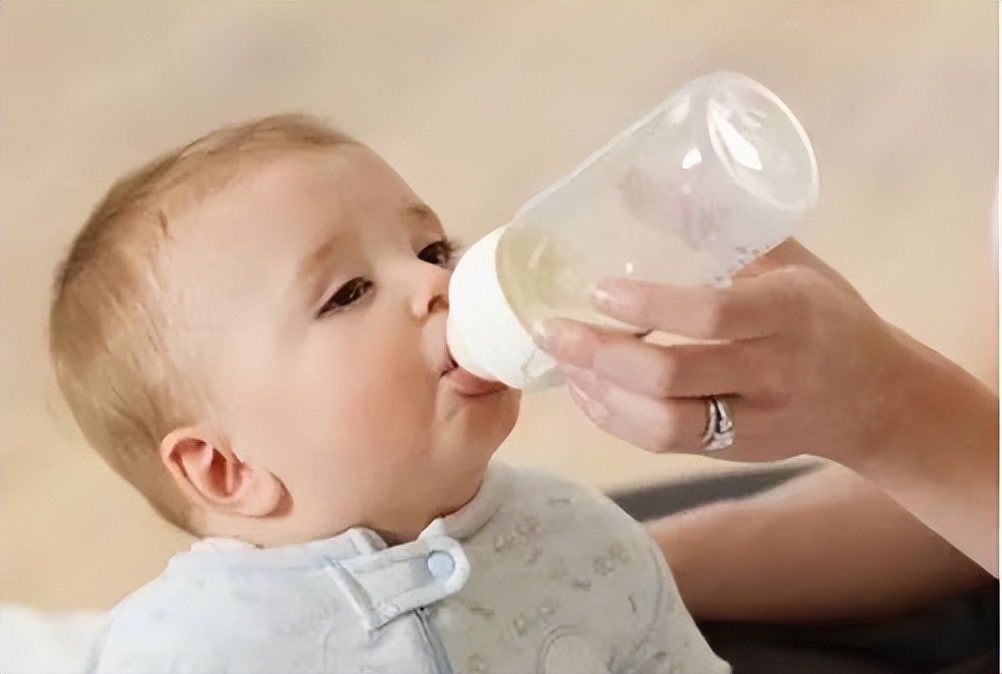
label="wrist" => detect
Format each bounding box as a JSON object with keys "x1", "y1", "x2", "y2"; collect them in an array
[
  {"x1": 848, "y1": 321, "x2": 998, "y2": 491},
  {"x1": 846, "y1": 322, "x2": 919, "y2": 474}
]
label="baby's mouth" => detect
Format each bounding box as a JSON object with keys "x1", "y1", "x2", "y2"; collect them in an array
[
  {"x1": 441, "y1": 348, "x2": 508, "y2": 397},
  {"x1": 441, "y1": 352, "x2": 459, "y2": 377}
]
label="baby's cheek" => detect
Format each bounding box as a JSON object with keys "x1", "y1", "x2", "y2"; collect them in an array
[{"x1": 292, "y1": 326, "x2": 437, "y2": 453}]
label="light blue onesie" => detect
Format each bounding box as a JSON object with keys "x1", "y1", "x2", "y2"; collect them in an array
[{"x1": 96, "y1": 462, "x2": 730, "y2": 673}]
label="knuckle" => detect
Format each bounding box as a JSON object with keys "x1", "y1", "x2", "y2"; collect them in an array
[
  {"x1": 649, "y1": 351, "x2": 679, "y2": 395},
  {"x1": 760, "y1": 351, "x2": 797, "y2": 406},
  {"x1": 762, "y1": 364, "x2": 794, "y2": 406},
  {"x1": 629, "y1": 287, "x2": 658, "y2": 325},
  {"x1": 697, "y1": 288, "x2": 732, "y2": 337},
  {"x1": 765, "y1": 276, "x2": 812, "y2": 340}
]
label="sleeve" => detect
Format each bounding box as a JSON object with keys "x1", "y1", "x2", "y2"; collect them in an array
[
  {"x1": 95, "y1": 605, "x2": 219, "y2": 674},
  {"x1": 482, "y1": 465, "x2": 731, "y2": 674},
  {"x1": 94, "y1": 574, "x2": 329, "y2": 673},
  {"x1": 95, "y1": 608, "x2": 325, "y2": 674}
]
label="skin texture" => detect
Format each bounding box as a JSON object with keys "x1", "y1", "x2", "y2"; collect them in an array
[
  {"x1": 649, "y1": 463, "x2": 992, "y2": 622},
  {"x1": 536, "y1": 239, "x2": 997, "y2": 618},
  {"x1": 158, "y1": 146, "x2": 520, "y2": 547}
]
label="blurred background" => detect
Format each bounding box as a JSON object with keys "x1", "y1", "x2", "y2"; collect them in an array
[{"x1": 1, "y1": 1, "x2": 997, "y2": 611}]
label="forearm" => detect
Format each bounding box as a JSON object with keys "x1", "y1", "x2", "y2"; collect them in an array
[
  {"x1": 650, "y1": 464, "x2": 992, "y2": 623},
  {"x1": 851, "y1": 327, "x2": 999, "y2": 576}
]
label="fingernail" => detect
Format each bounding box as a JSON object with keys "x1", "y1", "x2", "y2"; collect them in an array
[
  {"x1": 530, "y1": 319, "x2": 554, "y2": 347},
  {"x1": 531, "y1": 319, "x2": 590, "y2": 362},
  {"x1": 593, "y1": 279, "x2": 634, "y2": 312},
  {"x1": 568, "y1": 382, "x2": 608, "y2": 421},
  {"x1": 592, "y1": 283, "x2": 616, "y2": 309},
  {"x1": 562, "y1": 364, "x2": 610, "y2": 407}
]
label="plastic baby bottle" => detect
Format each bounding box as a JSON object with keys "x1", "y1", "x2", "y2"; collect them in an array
[{"x1": 447, "y1": 71, "x2": 820, "y2": 391}]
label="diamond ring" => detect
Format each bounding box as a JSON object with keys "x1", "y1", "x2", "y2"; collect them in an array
[{"x1": 701, "y1": 396, "x2": 735, "y2": 452}]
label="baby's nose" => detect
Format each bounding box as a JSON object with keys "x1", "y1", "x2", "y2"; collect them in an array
[{"x1": 409, "y1": 264, "x2": 450, "y2": 320}]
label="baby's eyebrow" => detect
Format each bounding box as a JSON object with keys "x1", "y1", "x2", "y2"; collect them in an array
[
  {"x1": 291, "y1": 234, "x2": 344, "y2": 302},
  {"x1": 404, "y1": 202, "x2": 441, "y2": 226},
  {"x1": 291, "y1": 203, "x2": 441, "y2": 303}
]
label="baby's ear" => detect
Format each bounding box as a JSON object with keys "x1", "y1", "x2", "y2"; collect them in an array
[{"x1": 160, "y1": 426, "x2": 283, "y2": 518}]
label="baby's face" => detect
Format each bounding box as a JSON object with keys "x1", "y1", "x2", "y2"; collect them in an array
[{"x1": 164, "y1": 146, "x2": 520, "y2": 541}]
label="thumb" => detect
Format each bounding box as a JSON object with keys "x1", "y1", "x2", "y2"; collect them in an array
[
  {"x1": 735, "y1": 237, "x2": 810, "y2": 279},
  {"x1": 737, "y1": 237, "x2": 860, "y2": 298}
]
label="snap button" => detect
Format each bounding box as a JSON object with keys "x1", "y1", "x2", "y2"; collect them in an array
[{"x1": 426, "y1": 550, "x2": 455, "y2": 580}]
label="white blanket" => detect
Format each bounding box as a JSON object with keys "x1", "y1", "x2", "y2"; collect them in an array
[{"x1": 0, "y1": 604, "x2": 108, "y2": 673}]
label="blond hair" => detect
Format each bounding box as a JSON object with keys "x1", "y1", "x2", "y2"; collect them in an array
[{"x1": 49, "y1": 114, "x2": 357, "y2": 531}]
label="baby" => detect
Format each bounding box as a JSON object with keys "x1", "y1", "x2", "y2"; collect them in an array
[{"x1": 49, "y1": 114, "x2": 729, "y2": 673}]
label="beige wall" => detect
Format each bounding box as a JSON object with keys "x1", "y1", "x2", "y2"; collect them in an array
[{"x1": 1, "y1": 1, "x2": 997, "y2": 611}]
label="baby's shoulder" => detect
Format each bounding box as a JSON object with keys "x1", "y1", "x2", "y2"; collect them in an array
[
  {"x1": 456, "y1": 462, "x2": 676, "y2": 665},
  {"x1": 498, "y1": 462, "x2": 641, "y2": 528},
  {"x1": 486, "y1": 462, "x2": 658, "y2": 564},
  {"x1": 100, "y1": 561, "x2": 352, "y2": 671}
]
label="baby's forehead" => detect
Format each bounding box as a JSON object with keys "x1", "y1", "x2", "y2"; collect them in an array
[
  {"x1": 167, "y1": 146, "x2": 435, "y2": 243},
  {"x1": 154, "y1": 153, "x2": 323, "y2": 265},
  {"x1": 158, "y1": 146, "x2": 347, "y2": 219},
  {"x1": 154, "y1": 145, "x2": 438, "y2": 289}
]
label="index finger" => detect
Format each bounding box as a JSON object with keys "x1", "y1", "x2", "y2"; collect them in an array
[{"x1": 593, "y1": 269, "x2": 804, "y2": 341}]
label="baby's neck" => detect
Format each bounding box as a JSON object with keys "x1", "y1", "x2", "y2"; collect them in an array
[
  {"x1": 358, "y1": 471, "x2": 485, "y2": 546},
  {"x1": 199, "y1": 465, "x2": 487, "y2": 549}
]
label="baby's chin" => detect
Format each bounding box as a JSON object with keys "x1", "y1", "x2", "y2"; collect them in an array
[{"x1": 447, "y1": 388, "x2": 521, "y2": 455}]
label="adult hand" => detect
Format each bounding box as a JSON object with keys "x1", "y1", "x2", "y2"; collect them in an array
[
  {"x1": 536, "y1": 238, "x2": 998, "y2": 574},
  {"x1": 536, "y1": 238, "x2": 899, "y2": 465}
]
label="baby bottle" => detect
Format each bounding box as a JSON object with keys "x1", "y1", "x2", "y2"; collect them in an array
[{"x1": 447, "y1": 72, "x2": 820, "y2": 390}]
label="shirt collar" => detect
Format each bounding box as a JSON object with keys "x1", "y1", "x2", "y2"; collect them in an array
[
  {"x1": 174, "y1": 461, "x2": 511, "y2": 570},
  {"x1": 418, "y1": 460, "x2": 510, "y2": 542}
]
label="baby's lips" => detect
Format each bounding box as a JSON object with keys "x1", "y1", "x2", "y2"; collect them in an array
[{"x1": 444, "y1": 366, "x2": 509, "y2": 397}]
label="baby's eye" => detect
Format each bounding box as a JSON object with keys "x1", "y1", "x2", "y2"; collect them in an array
[
  {"x1": 418, "y1": 238, "x2": 457, "y2": 269},
  {"x1": 317, "y1": 278, "x2": 373, "y2": 317}
]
